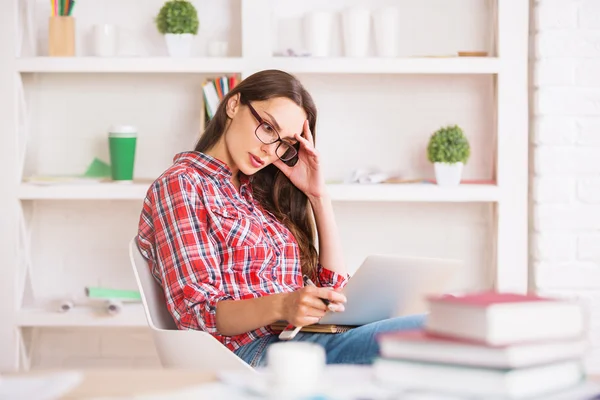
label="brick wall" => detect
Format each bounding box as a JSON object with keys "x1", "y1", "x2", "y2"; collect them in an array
[{"x1": 532, "y1": 0, "x2": 600, "y2": 373}]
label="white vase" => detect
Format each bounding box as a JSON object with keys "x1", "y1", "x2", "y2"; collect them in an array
[
  {"x1": 164, "y1": 33, "x2": 194, "y2": 57},
  {"x1": 303, "y1": 11, "x2": 334, "y2": 57},
  {"x1": 372, "y1": 7, "x2": 399, "y2": 57},
  {"x1": 342, "y1": 8, "x2": 371, "y2": 57},
  {"x1": 434, "y1": 162, "x2": 464, "y2": 186}
]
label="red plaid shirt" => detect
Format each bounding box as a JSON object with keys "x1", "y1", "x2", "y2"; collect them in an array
[{"x1": 137, "y1": 151, "x2": 349, "y2": 351}]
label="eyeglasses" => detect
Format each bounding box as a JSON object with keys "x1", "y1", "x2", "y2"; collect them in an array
[{"x1": 246, "y1": 101, "x2": 298, "y2": 163}]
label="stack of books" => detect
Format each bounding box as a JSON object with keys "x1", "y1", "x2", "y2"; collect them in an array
[
  {"x1": 202, "y1": 75, "x2": 238, "y2": 121},
  {"x1": 374, "y1": 291, "x2": 594, "y2": 399}
]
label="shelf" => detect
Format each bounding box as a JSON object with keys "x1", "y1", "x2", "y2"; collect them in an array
[
  {"x1": 19, "y1": 181, "x2": 153, "y2": 200},
  {"x1": 16, "y1": 57, "x2": 245, "y2": 73},
  {"x1": 15, "y1": 56, "x2": 501, "y2": 74},
  {"x1": 19, "y1": 182, "x2": 500, "y2": 202},
  {"x1": 267, "y1": 57, "x2": 502, "y2": 74},
  {"x1": 326, "y1": 183, "x2": 500, "y2": 202},
  {"x1": 17, "y1": 304, "x2": 148, "y2": 327}
]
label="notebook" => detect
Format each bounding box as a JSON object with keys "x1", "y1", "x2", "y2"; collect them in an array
[{"x1": 269, "y1": 320, "x2": 356, "y2": 334}]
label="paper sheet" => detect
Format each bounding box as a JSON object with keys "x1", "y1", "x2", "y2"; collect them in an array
[{"x1": 0, "y1": 371, "x2": 83, "y2": 400}]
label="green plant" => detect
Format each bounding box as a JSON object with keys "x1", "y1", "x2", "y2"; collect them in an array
[
  {"x1": 155, "y1": 0, "x2": 199, "y2": 35},
  {"x1": 427, "y1": 125, "x2": 471, "y2": 164}
]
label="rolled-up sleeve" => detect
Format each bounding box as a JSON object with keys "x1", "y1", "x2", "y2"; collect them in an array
[
  {"x1": 150, "y1": 173, "x2": 231, "y2": 334},
  {"x1": 316, "y1": 263, "x2": 349, "y2": 289}
]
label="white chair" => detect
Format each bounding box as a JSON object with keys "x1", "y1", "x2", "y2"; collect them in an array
[{"x1": 129, "y1": 238, "x2": 254, "y2": 372}]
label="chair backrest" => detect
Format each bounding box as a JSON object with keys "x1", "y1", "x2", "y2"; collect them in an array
[
  {"x1": 129, "y1": 238, "x2": 177, "y2": 330},
  {"x1": 128, "y1": 237, "x2": 255, "y2": 371}
]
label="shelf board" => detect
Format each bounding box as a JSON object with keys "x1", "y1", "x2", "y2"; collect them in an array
[
  {"x1": 17, "y1": 304, "x2": 147, "y2": 327},
  {"x1": 267, "y1": 56, "x2": 502, "y2": 74},
  {"x1": 19, "y1": 181, "x2": 153, "y2": 200},
  {"x1": 327, "y1": 183, "x2": 500, "y2": 202},
  {"x1": 16, "y1": 57, "x2": 245, "y2": 73},
  {"x1": 16, "y1": 56, "x2": 501, "y2": 74},
  {"x1": 19, "y1": 182, "x2": 500, "y2": 202}
]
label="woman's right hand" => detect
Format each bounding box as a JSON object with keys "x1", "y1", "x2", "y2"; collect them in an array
[{"x1": 280, "y1": 286, "x2": 347, "y2": 327}]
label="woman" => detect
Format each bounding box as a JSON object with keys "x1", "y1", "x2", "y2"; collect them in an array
[{"x1": 137, "y1": 69, "x2": 424, "y2": 367}]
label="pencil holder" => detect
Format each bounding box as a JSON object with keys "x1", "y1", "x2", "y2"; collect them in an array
[{"x1": 49, "y1": 16, "x2": 75, "y2": 56}]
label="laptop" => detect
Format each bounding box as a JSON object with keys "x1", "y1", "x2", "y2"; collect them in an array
[{"x1": 317, "y1": 254, "x2": 462, "y2": 326}]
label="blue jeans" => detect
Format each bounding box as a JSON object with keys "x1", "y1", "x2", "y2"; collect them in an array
[{"x1": 234, "y1": 314, "x2": 426, "y2": 367}]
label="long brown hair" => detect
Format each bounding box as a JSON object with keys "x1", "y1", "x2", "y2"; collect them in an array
[{"x1": 194, "y1": 70, "x2": 319, "y2": 280}]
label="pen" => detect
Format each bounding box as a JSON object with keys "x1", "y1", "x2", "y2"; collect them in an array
[
  {"x1": 303, "y1": 275, "x2": 331, "y2": 307},
  {"x1": 279, "y1": 276, "x2": 335, "y2": 341}
]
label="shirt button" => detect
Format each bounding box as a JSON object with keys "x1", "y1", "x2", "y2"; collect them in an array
[
  {"x1": 263, "y1": 228, "x2": 268, "y2": 233},
  {"x1": 275, "y1": 251, "x2": 281, "y2": 256}
]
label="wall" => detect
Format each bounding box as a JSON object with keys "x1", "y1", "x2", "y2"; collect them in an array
[{"x1": 531, "y1": 0, "x2": 600, "y2": 373}]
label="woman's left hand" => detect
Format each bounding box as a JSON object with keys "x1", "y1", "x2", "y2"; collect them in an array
[{"x1": 273, "y1": 120, "x2": 326, "y2": 200}]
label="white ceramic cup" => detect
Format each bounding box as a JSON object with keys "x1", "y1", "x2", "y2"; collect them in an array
[
  {"x1": 266, "y1": 342, "x2": 326, "y2": 398},
  {"x1": 373, "y1": 7, "x2": 399, "y2": 57},
  {"x1": 342, "y1": 7, "x2": 371, "y2": 57},
  {"x1": 303, "y1": 11, "x2": 334, "y2": 57},
  {"x1": 92, "y1": 24, "x2": 118, "y2": 57}
]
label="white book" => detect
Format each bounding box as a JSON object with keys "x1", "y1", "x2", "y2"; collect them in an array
[
  {"x1": 202, "y1": 81, "x2": 220, "y2": 119},
  {"x1": 374, "y1": 358, "x2": 584, "y2": 399},
  {"x1": 378, "y1": 329, "x2": 589, "y2": 369}
]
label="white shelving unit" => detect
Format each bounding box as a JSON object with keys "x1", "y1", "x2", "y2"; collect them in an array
[{"x1": 0, "y1": 0, "x2": 529, "y2": 371}]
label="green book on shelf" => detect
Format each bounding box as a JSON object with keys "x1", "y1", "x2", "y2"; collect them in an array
[{"x1": 85, "y1": 286, "x2": 142, "y2": 301}]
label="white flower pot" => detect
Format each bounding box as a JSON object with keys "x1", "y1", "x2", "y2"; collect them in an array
[
  {"x1": 434, "y1": 162, "x2": 464, "y2": 186},
  {"x1": 164, "y1": 33, "x2": 194, "y2": 57}
]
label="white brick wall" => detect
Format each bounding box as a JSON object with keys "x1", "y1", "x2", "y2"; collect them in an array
[{"x1": 532, "y1": 0, "x2": 600, "y2": 374}]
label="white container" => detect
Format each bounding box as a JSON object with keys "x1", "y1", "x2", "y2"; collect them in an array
[
  {"x1": 434, "y1": 162, "x2": 464, "y2": 186},
  {"x1": 373, "y1": 7, "x2": 399, "y2": 57},
  {"x1": 165, "y1": 33, "x2": 194, "y2": 57},
  {"x1": 207, "y1": 40, "x2": 228, "y2": 57},
  {"x1": 92, "y1": 24, "x2": 118, "y2": 57},
  {"x1": 266, "y1": 342, "x2": 326, "y2": 398},
  {"x1": 303, "y1": 11, "x2": 334, "y2": 57},
  {"x1": 342, "y1": 8, "x2": 371, "y2": 57}
]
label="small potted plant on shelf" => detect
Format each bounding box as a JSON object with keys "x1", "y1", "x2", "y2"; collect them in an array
[
  {"x1": 155, "y1": 0, "x2": 199, "y2": 57},
  {"x1": 427, "y1": 124, "x2": 471, "y2": 186}
]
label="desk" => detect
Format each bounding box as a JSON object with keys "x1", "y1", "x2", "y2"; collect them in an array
[
  {"x1": 9, "y1": 369, "x2": 217, "y2": 399},
  {"x1": 7, "y1": 369, "x2": 600, "y2": 399}
]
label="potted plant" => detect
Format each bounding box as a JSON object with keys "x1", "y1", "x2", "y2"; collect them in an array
[
  {"x1": 426, "y1": 125, "x2": 471, "y2": 186},
  {"x1": 155, "y1": 0, "x2": 199, "y2": 57}
]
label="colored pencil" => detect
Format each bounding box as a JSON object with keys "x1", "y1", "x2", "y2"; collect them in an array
[{"x1": 67, "y1": 0, "x2": 75, "y2": 16}]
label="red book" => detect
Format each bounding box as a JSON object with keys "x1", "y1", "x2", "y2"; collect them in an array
[
  {"x1": 428, "y1": 291, "x2": 557, "y2": 304},
  {"x1": 424, "y1": 291, "x2": 586, "y2": 346}
]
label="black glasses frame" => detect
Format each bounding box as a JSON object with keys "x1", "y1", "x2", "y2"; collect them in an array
[{"x1": 245, "y1": 101, "x2": 299, "y2": 166}]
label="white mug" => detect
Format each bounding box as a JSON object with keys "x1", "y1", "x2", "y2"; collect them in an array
[
  {"x1": 266, "y1": 342, "x2": 326, "y2": 398},
  {"x1": 92, "y1": 24, "x2": 118, "y2": 57}
]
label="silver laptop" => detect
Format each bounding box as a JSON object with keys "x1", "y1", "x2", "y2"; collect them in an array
[{"x1": 317, "y1": 254, "x2": 462, "y2": 326}]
